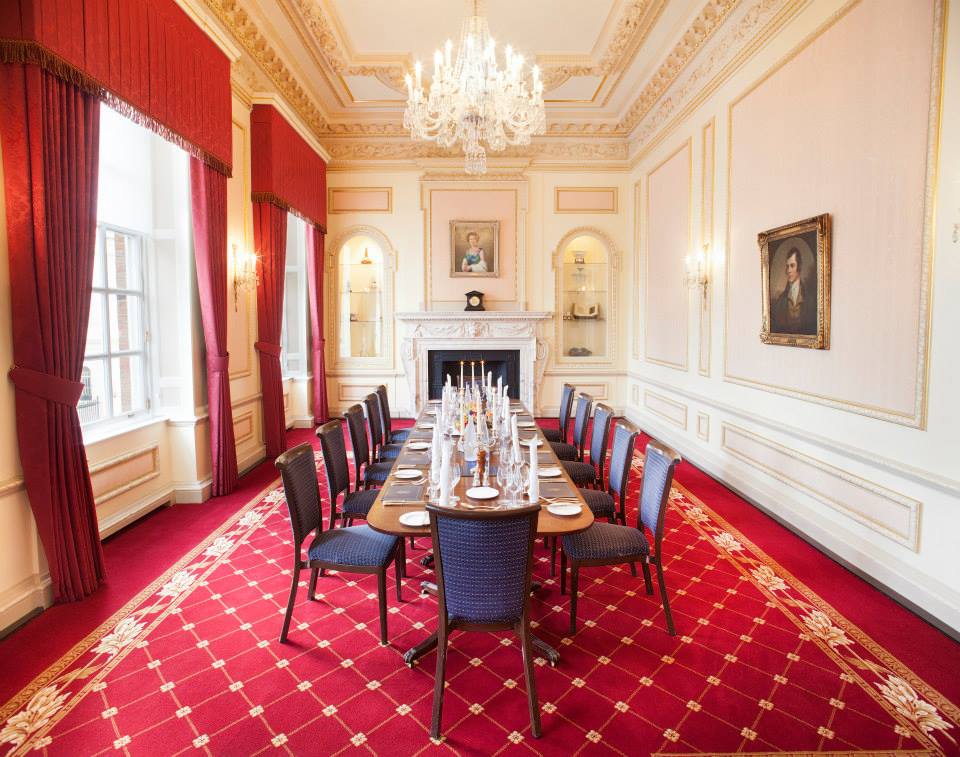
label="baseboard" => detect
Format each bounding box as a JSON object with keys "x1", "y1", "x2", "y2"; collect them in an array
[
  {"x1": 238, "y1": 445, "x2": 267, "y2": 477},
  {"x1": 98, "y1": 488, "x2": 174, "y2": 538},
  {"x1": 289, "y1": 417, "x2": 315, "y2": 429},
  {"x1": 624, "y1": 406, "x2": 960, "y2": 641},
  {"x1": 0, "y1": 573, "x2": 52, "y2": 639},
  {"x1": 172, "y1": 478, "x2": 213, "y2": 504}
]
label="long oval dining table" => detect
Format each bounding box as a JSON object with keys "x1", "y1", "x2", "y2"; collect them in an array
[{"x1": 367, "y1": 398, "x2": 594, "y2": 667}]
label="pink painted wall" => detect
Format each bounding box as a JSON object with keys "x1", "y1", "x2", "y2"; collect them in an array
[
  {"x1": 646, "y1": 141, "x2": 691, "y2": 368},
  {"x1": 429, "y1": 189, "x2": 517, "y2": 305},
  {"x1": 725, "y1": 0, "x2": 936, "y2": 418}
]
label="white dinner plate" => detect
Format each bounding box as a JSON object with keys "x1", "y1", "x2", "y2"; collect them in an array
[
  {"x1": 538, "y1": 467, "x2": 562, "y2": 478},
  {"x1": 417, "y1": 423, "x2": 434, "y2": 430},
  {"x1": 521, "y1": 437, "x2": 544, "y2": 447},
  {"x1": 547, "y1": 503, "x2": 581, "y2": 517},
  {"x1": 393, "y1": 469, "x2": 423, "y2": 480},
  {"x1": 399, "y1": 511, "x2": 430, "y2": 527},
  {"x1": 465, "y1": 486, "x2": 499, "y2": 500},
  {"x1": 406, "y1": 442, "x2": 430, "y2": 450},
  {"x1": 518, "y1": 421, "x2": 536, "y2": 428}
]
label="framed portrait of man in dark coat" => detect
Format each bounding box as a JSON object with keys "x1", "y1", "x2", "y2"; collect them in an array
[{"x1": 759, "y1": 214, "x2": 831, "y2": 349}]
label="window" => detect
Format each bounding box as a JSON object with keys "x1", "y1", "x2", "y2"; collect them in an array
[
  {"x1": 282, "y1": 214, "x2": 309, "y2": 377},
  {"x1": 81, "y1": 226, "x2": 150, "y2": 425}
]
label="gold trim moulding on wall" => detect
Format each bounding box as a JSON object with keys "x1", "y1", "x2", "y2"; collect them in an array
[
  {"x1": 338, "y1": 384, "x2": 380, "y2": 403},
  {"x1": 554, "y1": 187, "x2": 619, "y2": 214},
  {"x1": 0, "y1": 476, "x2": 25, "y2": 498},
  {"x1": 643, "y1": 390, "x2": 688, "y2": 430},
  {"x1": 721, "y1": 0, "x2": 945, "y2": 429},
  {"x1": 232, "y1": 410, "x2": 255, "y2": 446},
  {"x1": 328, "y1": 187, "x2": 393, "y2": 214},
  {"x1": 696, "y1": 411, "x2": 710, "y2": 441},
  {"x1": 698, "y1": 117, "x2": 715, "y2": 378},
  {"x1": 720, "y1": 422, "x2": 921, "y2": 552},
  {"x1": 89, "y1": 445, "x2": 161, "y2": 506}
]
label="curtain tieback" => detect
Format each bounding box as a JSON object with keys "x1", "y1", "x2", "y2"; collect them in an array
[
  {"x1": 207, "y1": 353, "x2": 230, "y2": 373},
  {"x1": 9, "y1": 366, "x2": 84, "y2": 406},
  {"x1": 255, "y1": 341, "x2": 282, "y2": 358}
]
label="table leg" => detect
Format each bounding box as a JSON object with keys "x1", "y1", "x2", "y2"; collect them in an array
[{"x1": 403, "y1": 631, "x2": 438, "y2": 668}]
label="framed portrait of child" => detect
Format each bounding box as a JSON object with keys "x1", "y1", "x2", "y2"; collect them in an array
[{"x1": 450, "y1": 220, "x2": 499, "y2": 278}]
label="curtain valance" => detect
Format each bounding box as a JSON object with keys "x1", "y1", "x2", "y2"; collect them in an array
[
  {"x1": 0, "y1": 0, "x2": 233, "y2": 174},
  {"x1": 250, "y1": 105, "x2": 326, "y2": 228}
]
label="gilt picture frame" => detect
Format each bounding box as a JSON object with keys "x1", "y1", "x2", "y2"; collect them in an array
[
  {"x1": 759, "y1": 213, "x2": 831, "y2": 349},
  {"x1": 450, "y1": 220, "x2": 499, "y2": 278}
]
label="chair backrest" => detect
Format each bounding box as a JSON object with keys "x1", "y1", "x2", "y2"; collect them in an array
[
  {"x1": 376, "y1": 385, "x2": 393, "y2": 437},
  {"x1": 588, "y1": 403, "x2": 614, "y2": 470},
  {"x1": 275, "y1": 443, "x2": 323, "y2": 548},
  {"x1": 638, "y1": 441, "x2": 681, "y2": 546},
  {"x1": 427, "y1": 503, "x2": 540, "y2": 627},
  {"x1": 571, "y1": 393, "x2": 594, "y2": 456},
  {"x1": 363, "y1": 393, "x2": 384, "y2": 456},
  {"x1": 557, "y1": 383, "x2": 576, "y2": 443},
  {"x1": 344, "y1": 404, "x2": 370, "y2": 482},
  {"x1": 316, "y1": 419, "x2": 350, "y2": 500},
  {"x1": 607, "y1": 420, "x2": 639, "y2": 502}
]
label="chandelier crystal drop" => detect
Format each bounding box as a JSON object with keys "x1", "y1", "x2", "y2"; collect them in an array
[{"x1": 403, "y1": 0, "x2": 546, "y2": 175}]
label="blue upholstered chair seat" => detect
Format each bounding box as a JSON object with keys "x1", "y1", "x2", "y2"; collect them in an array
[
  {"x1": 578, "y1": 488, "x2": 615, "y2": 520},
  {"x1": 390, "y1": 429, "x2": 411, "y2": 443},
  {"x1": 342, "y1": 488, "x2": 379, "y2": 517},
  {"x1": 363, "y1": 461, "x2": 393, "y2": 486},
  {"x1": 550, "y1": 442, "x2": 577, "y2": 461},
  {"x1": 380, "y1": 443, "x2": 402, "y2": 461},
  {"x1": 563, "y1": 522, "x2": 650, "y2": 561},
  {"x1": 541, "y1": 428, "x2": 563, "y2": 443},
  {"x1": 308, "y1": 525, "x2": 398, "y2": 567},
  {"x1": 563, "y1": 461, "x2": 596, "y2": 486}
]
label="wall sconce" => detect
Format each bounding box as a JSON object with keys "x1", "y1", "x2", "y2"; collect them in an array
[
  {"x1": 232, "y1": 243, "x2": 259, "y2": 311},
  {"x1": 684, "y1": 243, "x2": 710, "y2": 303}
]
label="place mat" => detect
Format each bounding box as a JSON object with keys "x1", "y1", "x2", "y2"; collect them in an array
[
  {"x1": 539, "y1": 481, "x2": 576, "y2": 498},
  {"x1": 538, "y1": 452, "x2": 554, "y2": 464},
  {"x1": 382, "y1": 482, "x2": 426, "y2": 505},
  {"x1": 406, "y1": 432, "x2": 433, "y2": 441},
  {"x1": 398, "y1": 452, "x2": 431, "y2": 465}
]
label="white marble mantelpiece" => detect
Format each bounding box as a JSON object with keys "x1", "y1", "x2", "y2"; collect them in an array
[{"x1": 396, "y1": 311, "x2": 553, "y2": 415}]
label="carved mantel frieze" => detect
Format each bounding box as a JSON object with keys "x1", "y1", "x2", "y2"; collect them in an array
[{"x1": 396, "y1": 312, "x2": 553, "y2": 415}]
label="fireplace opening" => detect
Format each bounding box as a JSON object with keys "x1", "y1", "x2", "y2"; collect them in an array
[{"x1": 427, "y1": 350, "x2": 520, "y2": 400}]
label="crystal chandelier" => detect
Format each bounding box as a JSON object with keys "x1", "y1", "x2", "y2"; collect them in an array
[{"x1": 403, "y1": 0, "x2": 546, "y2": 175}]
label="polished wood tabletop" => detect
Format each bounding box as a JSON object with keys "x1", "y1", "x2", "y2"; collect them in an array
[{"x1": 366, "y1": 401, "x2": 594, "y2": 537}]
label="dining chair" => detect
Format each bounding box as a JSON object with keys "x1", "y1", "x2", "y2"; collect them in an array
[
  {"x1": 426, "y1": 502, "x2": 542, "y2": 740},
  {"x1": 542, "y1": 383, "x2": 575, "y2": 444},
  {"x1": 275, "y1": 443, "x2": 402, "y2": 645},
  {"x1": 550, "y1": 392, "x2": 593, "y2": 462},
  {"x1": 364, "y1": 393, "x2": 402, "y2": 461},
  {"x1": 562, "y1": 402, "x2": 614, "y2": 488},
  {"x1": 344, "y1": 403, "x2": 393, "y2": 489},
  {"x1": 560, "y1": 440, "x2": 681, "y2": 636},
  {"x1": 377, "y1": 384, "x2": 410, "y2": 444},
  {"x1": 316, "y1": 420, "x2": 380, "y2": 529}
]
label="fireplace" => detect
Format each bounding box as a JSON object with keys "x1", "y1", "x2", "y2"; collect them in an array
[{"x1": 427, "y1": 350, "x2": 520, "y2": 400}]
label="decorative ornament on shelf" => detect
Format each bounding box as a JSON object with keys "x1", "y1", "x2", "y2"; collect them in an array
[
  {"x1": 464, "y1": 290, "x2": 485, "y2": 311},
  {"x1": 402, "y1": 0, "x2": 546, "y2": 176},
  {"x1": 360, "y1": 247, "x2": 373, "y2": 264},
  {"x1": 684, "y1": 243, "x2": 710, "y2": 304},
  {"x1": 231, "y1": 243, "x2": 259, "y2": 311}
]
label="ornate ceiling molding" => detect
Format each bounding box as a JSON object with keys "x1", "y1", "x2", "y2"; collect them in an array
[
  {"x1": 324, "y1": 139, "x2": 629, "y2": 163},
  {"x1": 617, "y1": 0, "x2": 741, "y2": 133},
  {"x1": 203, "y1": 0, "x2": 329, "y2": 132}
]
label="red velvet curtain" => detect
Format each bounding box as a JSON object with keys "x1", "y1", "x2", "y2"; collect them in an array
[
  {"x1": 305, "y1": 223, "x2": 329, "y2": 425},
  {"x1": 253, "y1": 201, "x2": 288, "y2": 457},
  {"x1": 0, "y1": 64, "x2": 105, "y2": 601},
  {"x1": 190, "y1": 158, "x2": 238, "y2": 495}
]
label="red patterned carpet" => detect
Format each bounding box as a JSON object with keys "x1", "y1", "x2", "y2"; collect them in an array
[{"x1": 1, "y1": 425, "x2": 958, "y2": 756}]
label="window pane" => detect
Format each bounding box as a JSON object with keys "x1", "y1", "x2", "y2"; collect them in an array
[
  {"x1": 108, "y1": 293, "x2": 143, "y2": 352},
  {"x1": 78, "y1": 360, "x2": 108, "y2": 424},
  {"x1": 105, "y1": 229, "x2": 141, "y2": 290},
  {"x1": 92, "y1": 233, "x2": 105, "y2": 288},
  {"x1": 85, "y1": 293, "x2": 107, "y2": 355},
  {"x1": 111, "y1": 355, "x2": 146, "y2": 416}
]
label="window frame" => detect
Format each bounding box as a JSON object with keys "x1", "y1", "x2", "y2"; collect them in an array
[
  {"x1": 81, "y1": 222, "x2": 153, "y2": 430},
  {"x1": 281, "y1": 214, "x2": 310, "y2": 380}
]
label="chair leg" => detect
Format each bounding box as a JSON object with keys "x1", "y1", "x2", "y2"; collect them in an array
[
  {"x1": 550, "y1": 537, "x2": 557, "y2": 577},
  {"x1": 398, "y1": 539, "x2": 407, "y2": 579},
  {"x1": 279, "y1": 564, "x2": 300, "y2": 643},
  {"x1": 329, "y1": 502, "x2": 338, "y2": 531},
  {"x1": 409, "y1": 536, "x2": 416, "y2": 550},
  {"x1": 641, "y1": 562, "x2": 653, "y2": 595},
  {"x1": 308, "y1": 566, "x2": 319, "y2": 600},
  {"x1": 517, "y1": 621, "x2": 542, "y2": 738},
  {"x1": 394, "y1": 550, "x2": 403, "y2": 602},
  {"x1": 559, "y1": 548, "x2": 567, "y2": 595},
  {"x1": 542, "y1": 536, "x2": 549, "y2": 551},
  {"x1": 377, "y1": 570, "x2": 388, "y2": 645},
  {"x1": 655, "y1": 562, "x2": 675, "y2": 636},
  {"x1": 629, "y1": 562, "x2": 637, "y2": 578},
  {"x1": 569, "y1": 565, "x2": 579, "y2": 636},
  {"x1": 430, "y1": 624, "x2": 449, "y2": 740}
]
